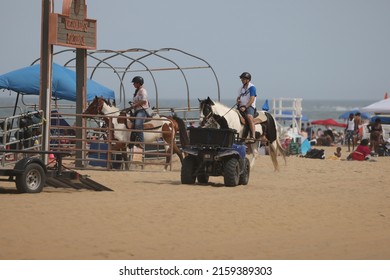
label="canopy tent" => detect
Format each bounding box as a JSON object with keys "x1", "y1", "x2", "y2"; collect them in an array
[
  {"x1": 0, "y1": 63, "x2": 115, "y2": 102},
  {"x1": 360, "y1": 98, "x2": 390, "y2": 114},
  {"x1": 338, "y1": 110, "x2": 371, "y2": 120},
  {"x1": 311, "y1": 118, "x2": 347, "y2": 128}
]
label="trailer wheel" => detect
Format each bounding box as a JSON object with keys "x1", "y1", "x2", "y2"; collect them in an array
[
  {"x1": 15, "y1": 163, "x2": 46, "y2": 193},
  {"x1": 224, "y1": 157, "x2": 240, "y2": 186},
  {"x1": 239, "y1": 157, "x2": 250, "y2": 185},
  {"x1": 181, "y1": 156, "x2": 197, "y2": 184}
]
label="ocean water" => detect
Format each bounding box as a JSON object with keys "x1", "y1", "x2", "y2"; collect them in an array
[
  {"x1": 0, "y1": 93, "x2": 378, "y2": 123},
  {"x1": 152, "y1": 98, "x2": 378, "y2": 122}
]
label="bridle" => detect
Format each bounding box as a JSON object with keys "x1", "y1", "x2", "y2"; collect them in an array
[
  {"x1": 85, "y1": 97, "x2": 124, "y2": 116},
  {"x1": 200, "y1": 102, "x2": 221, "y2": 128},
  {"x1": 200, "y1": 101, "x2": 236, "y2": 128}
]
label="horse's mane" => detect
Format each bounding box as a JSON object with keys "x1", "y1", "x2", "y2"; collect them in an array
[
  {"x1": 101, "y1": 98, "x2": 119, "y2": 115},
  {"x1": 209, "y1": 100, "x2": 233, "y2": 116}
]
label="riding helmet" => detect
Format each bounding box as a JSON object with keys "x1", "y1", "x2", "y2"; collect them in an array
[
  {"x1": 132, "y1": 76, "x2": 144, "y2": 85},
  {"x1": 239, "y1": 72, "x2": 251, "y2": 81}
]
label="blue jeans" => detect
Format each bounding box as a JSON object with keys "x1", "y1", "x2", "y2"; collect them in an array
[{"x1": 132, "y1": 109, "x2": 147, "y2": 143}]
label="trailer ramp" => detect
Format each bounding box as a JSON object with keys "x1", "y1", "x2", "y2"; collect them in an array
[{"x1": 45, "y1": 170, "x2": 113, "y2": 191}]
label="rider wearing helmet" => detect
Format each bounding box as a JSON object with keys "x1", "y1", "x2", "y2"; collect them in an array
[
  {"x1": 236, "y1": 72, "x2": 257, "y2": 141},
  {"x1": 130, "y1": 76, "x2": 149, "y2": 148}
]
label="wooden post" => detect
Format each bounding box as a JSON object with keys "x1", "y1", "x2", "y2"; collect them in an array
[
  {"x1": 75, "y1": 48, "x2": 87, "y2": 167},
  {"x1": 40, "y1": 0, "x2": 53, "y2": 165}
]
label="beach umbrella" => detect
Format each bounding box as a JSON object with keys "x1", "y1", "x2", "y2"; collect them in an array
[
  {"x1": 338, "y1": 110, "x2": 370, "y2": 120},
  {"x1": 0, "y1": 63, "x2": 115, "y2": 102},
  {"x1": 311, "y1": 118, "x2": 347, "y2": 128}
]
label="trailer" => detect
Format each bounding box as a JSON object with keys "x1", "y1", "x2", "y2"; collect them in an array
[{"x1": 0, "y1": 110, "x2": 112, "y2": 193}]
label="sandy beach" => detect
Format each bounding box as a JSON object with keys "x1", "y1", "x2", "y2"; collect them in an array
[{"x1": 0, "y1": 146, "x2": 389, "y2": 260}]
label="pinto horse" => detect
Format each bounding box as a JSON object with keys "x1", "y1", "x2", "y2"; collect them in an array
[
  {"x1": 83, "y1": 96, "x2": 189, "y2": 170},
  {"x1": 199, "y1": 97, "x2": 286, "y2": 171}
]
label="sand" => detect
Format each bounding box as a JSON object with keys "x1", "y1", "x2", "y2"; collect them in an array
[{"x1": 0, "y1": 146, "x2": 389, "y2": 260}]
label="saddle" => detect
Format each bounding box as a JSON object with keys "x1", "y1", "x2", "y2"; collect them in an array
[
  {"x1": 117, "y1": 111, "x2": 157, "y2": 130},
  {"x1": 236, "y1": 109, "x2": 269, "y2": 141}
]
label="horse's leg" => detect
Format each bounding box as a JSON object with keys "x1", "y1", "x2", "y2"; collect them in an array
[
  {"x1": 172, "y1": 142, "x2": 184, "y2": 163},
  {"x1": 115, "y1": 142, "x2": 129, "y2": 170},
  {"x1": 247, "y1": 142, "x2": 257, "y2": 169},
  {"x1": 120, "y1": 145, "x2": 130, "y2": 170},
  {"x1": 268, "y1": 141, "x2": 279, "y2": 171},
  {"x1": 276, "y1": 138, "x2": 287, "y2": 166},
  {"x1": 161, "y1": 124, "x2": 173, "y2": 171}
]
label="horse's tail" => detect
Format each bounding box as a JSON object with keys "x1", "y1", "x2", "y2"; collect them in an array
[
  {"x1": 265, "y1": 112, "x2": 287, "y2": 171},
  {"x1": 173, "y1": 115, "x2": 190, "y2": 148}
]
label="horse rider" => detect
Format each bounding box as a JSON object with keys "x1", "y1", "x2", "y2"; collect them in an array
[
  {"x1": 129, "y1": 76, "x2": 149, "y2": 148},
  {"x1": 236, "y1": 72, "x2": 257, "y2": 141}
]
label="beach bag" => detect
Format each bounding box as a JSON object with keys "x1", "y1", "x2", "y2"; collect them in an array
[{"x1": 304, "y1": 148, "x2": 325, "y2": 159}]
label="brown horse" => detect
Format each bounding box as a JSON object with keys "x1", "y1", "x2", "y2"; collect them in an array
[{"x1": 83, "y1": 96, "x2": 189, "y2": 170}]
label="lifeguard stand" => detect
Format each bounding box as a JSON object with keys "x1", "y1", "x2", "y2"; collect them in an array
[{"x1": 271, "y1": 98, "x2": 303, "y2": 133}]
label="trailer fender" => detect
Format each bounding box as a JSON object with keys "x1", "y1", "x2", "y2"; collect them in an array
[{"x1": 13, "y1": 157, "x2": 47, "y2": 174}]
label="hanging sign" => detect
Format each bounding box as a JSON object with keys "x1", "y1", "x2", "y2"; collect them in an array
[{"x1": 49, "y1": 0, "x2": 96, "y2": 49}]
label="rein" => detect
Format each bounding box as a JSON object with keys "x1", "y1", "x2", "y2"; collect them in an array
[
  {"x1": 203, "y1": 103, "x2": 237, "y2": 127},
  {"x1": 221, "y1": 103, "x2": 238, "y2": 118}
]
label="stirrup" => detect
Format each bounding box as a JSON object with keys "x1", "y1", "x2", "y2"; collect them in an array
[{"x1": 245, "y1": 137, "x2": 256, "y2": 144}]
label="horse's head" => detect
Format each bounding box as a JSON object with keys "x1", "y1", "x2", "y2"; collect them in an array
[
  {"x1": 83, "y1": 96, "x2": 110, "y2": 115},
  {"x1": 199, "y1": 97, "x2": 216, "y2": 127},
  {"x1": 199, "y1": 97, "x2": 234, "y2": 129}
]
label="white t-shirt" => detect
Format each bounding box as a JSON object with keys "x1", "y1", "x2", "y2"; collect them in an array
[
  {"x1": 133, "y1": 87, "x2": 149, "y2": 110},
  {"x1": 237, "y1": 82, "x2": 256, "y2": 108},
  {"x1": 346, "y1": 118, "x2": 354, "y2": 131}
]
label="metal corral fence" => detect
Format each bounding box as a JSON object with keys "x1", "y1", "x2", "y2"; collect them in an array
[
  {"x1": 49, "y1": 112, "x2": 178, "y2": 171},
  {"x1": 1, "y1": 105, "x2": 200, "y2": 171}
]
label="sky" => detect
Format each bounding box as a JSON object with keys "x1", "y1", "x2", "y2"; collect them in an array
[{"x1": 1, "y1": 0, "x2": 390, "y2": 103}]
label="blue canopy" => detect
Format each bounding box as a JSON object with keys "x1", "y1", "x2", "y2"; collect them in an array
[
  {"x1": 0, "y1": 63, "x2": 115, "y2": 102},
  {"x1": 338, "y1": 110, "x2": 371, "y2": 120}
]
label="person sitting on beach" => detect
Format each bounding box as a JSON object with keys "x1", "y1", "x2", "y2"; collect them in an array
[
  {"x1": 347, "y1": 138, "x2": 372, "y2": 161},
  {"x1": 327, "y1": 146, "x2": 342, "y2": 160},
  {"x1": 334, "y1": 147, "x2": 342, "y2": 158},
  {"x1": 299, "y1": 127, "x2": 308, "y2": 139}
]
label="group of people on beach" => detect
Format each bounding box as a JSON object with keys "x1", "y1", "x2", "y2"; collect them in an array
[
  {"x1": 344, "y1": 112, "x2": 385, "y2": 161},
  {"x1": 319, "y1": 112, "x2": 385, "y2": 161},
  {"x1": 283, "y1": 109, "x2": 386, "y2": 161}
]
